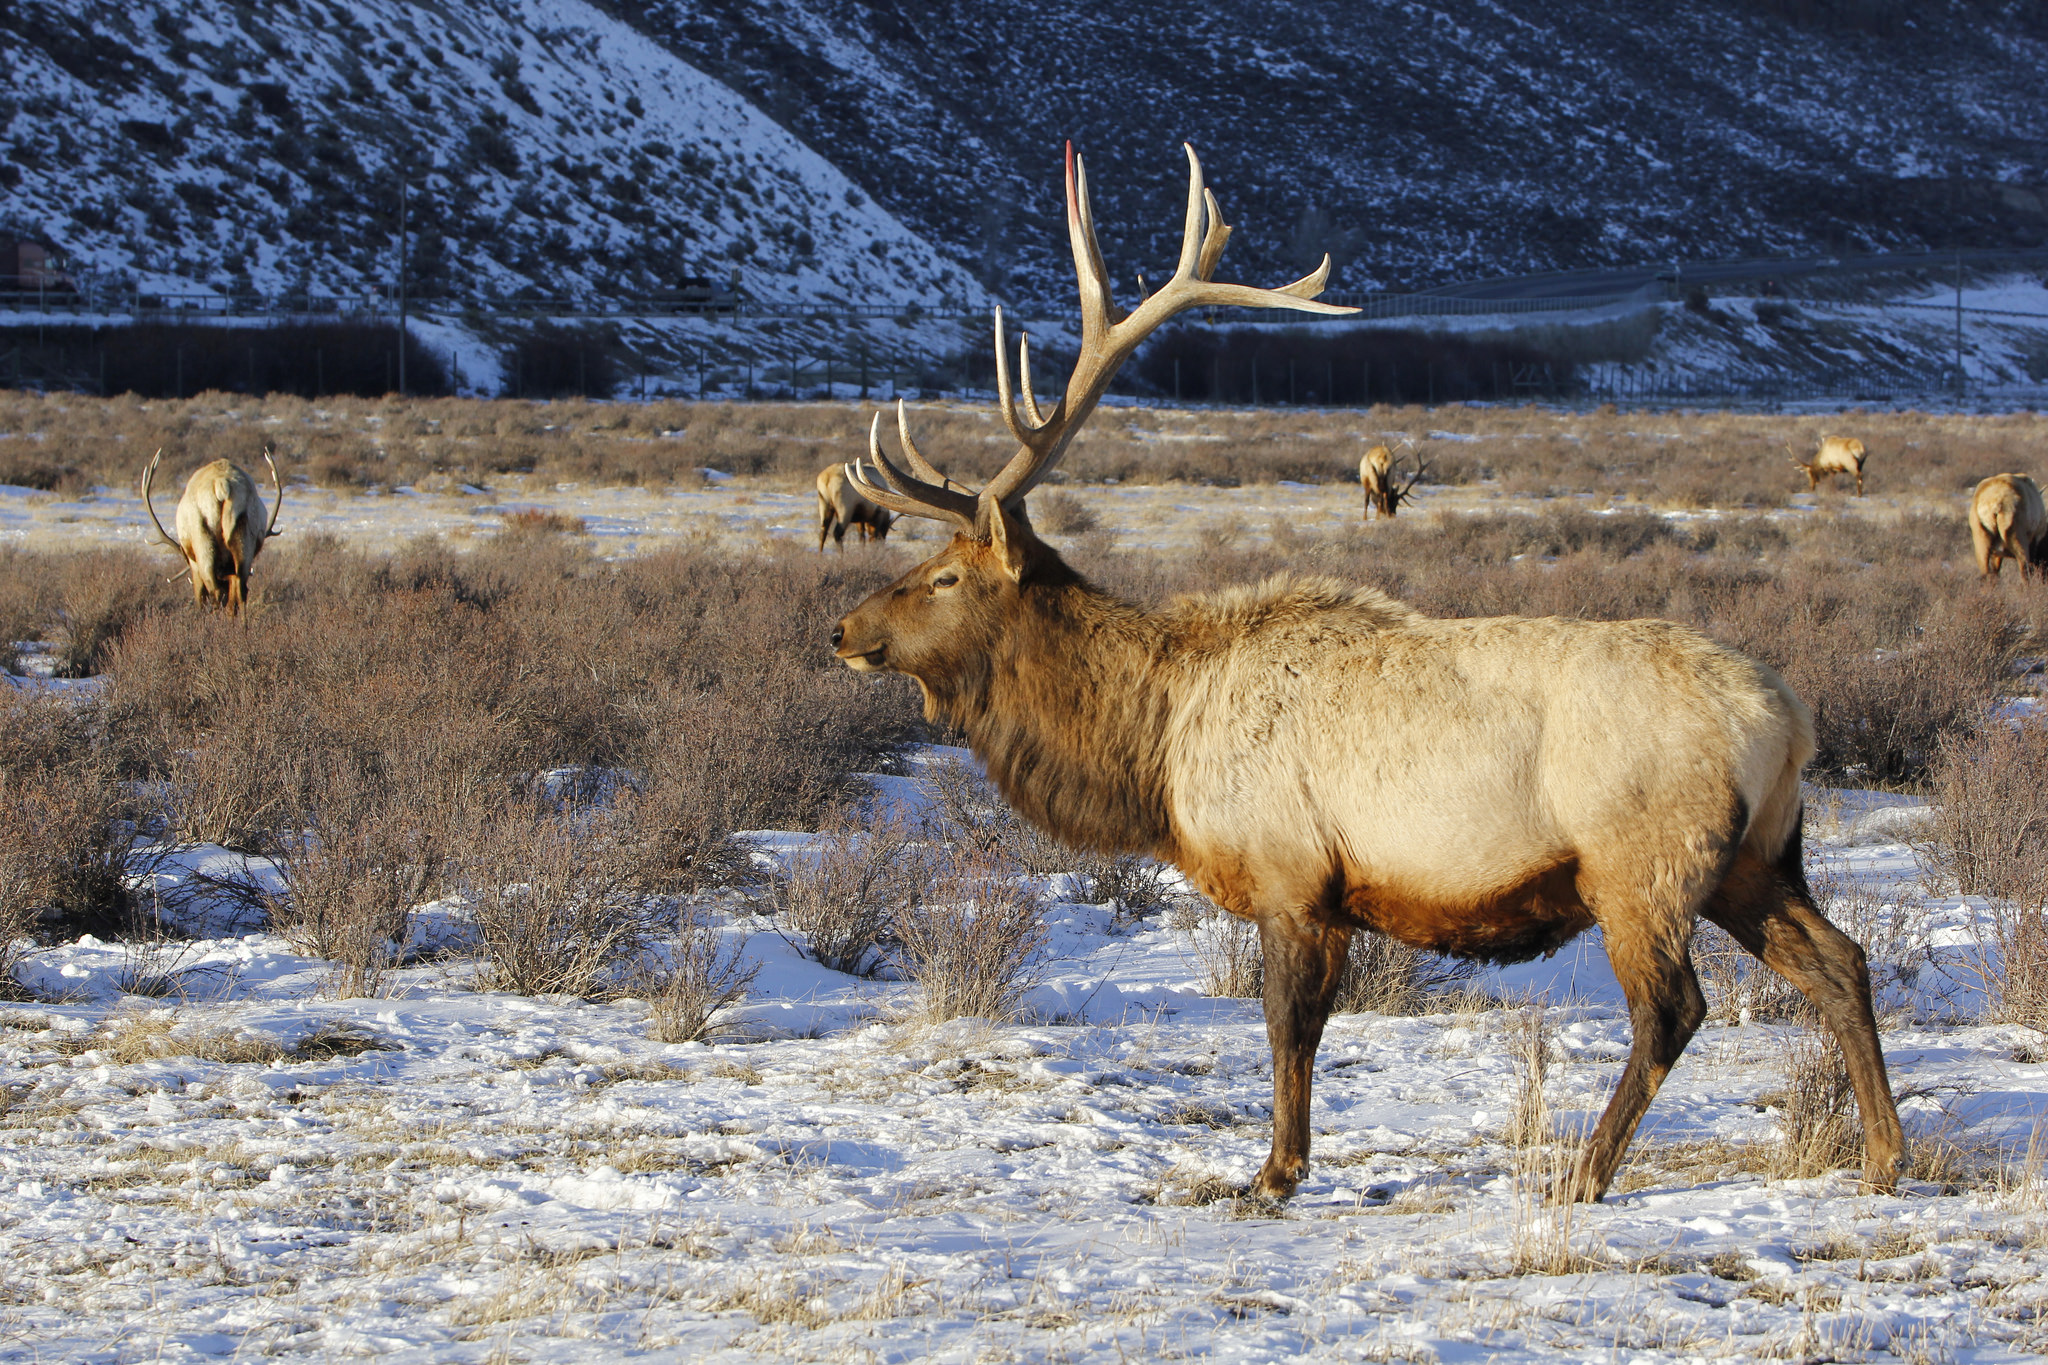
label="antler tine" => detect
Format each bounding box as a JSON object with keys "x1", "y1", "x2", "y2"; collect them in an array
[
  {"x1": 893, "y1": 399, "x2": 950, "y2": 488},
  {"x1": 994, "y1": 308, "x2": 1053, "y2": 449},
  {"x1": 139, "y1": 447, "x2": 181, "y2": 553},
  {"x1": 1017, "y1": 332, "x2": 1046, "y2": 428},
  {"x1": 1173, "y1": 145, "x2": 1208, "y2": 281},
  {"x1": 1066, "y1": 143, "x2": 1121, "y2": 343},
  {"x1": 848, "y1": 414, "x2": 977, "y2": 531},
  {"x1": 261, "y1": 445, "x2": 285, "y2": 538},
  {"x1": 1196, "y1": 187, "x2": 1230, "y2": 282}
]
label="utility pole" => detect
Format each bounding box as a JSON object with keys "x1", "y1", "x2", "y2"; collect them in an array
[
  {"x1": 1954, "y1": 252, "x2": 1964, "y2": 402},
  {"x1": 396, "y1": 177, "x2": 409, "y2": 397}
]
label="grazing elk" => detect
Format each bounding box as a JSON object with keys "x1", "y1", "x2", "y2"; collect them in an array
[
  {"x1": 815, "y1": 461, "x2": 895, "y2": 550},
  {"x1": 1789, "y1": 435, "x2": 1868, "y2": 495},
  {"x1": 1359, "y1": 441, "x2": 1430, "y2": 519},
  {"x1": 1968, "y1": 473, "x2": 2047, "y2": 579},
  {"x1": 140, "y1": 447, "x2": 284, "y2": 615},
  {"x1": 830, "y1": 143, "x2": 1902, "y2": 1204}
]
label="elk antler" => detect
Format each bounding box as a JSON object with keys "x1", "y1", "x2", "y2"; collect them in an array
[
  {"x1": 261, "y1": 445, "x2": 285, "y2": 538},
  {"x1": 850, "y1": 143, "x2": 1358, "y2": 535},
  {"x1": 1393, "y1": 452, "x2": 1433, "y2": 503},
  {"x1": 139, "y1": 448, "x2": 183, "y2": 556}
]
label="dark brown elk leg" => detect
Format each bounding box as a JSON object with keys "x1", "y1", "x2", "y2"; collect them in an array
[
  {"x1": 1700, "y1": 844, "x2": 1904, "y2": 1192},
  {"x1": 1252, "y1": 915, "x2": 1351, "y2": 1200},
  {"x1": 1565, "y1": 919, "x2": 1707, "y2": 1202}
]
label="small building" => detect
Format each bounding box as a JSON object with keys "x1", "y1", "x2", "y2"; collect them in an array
[{"x1": 0, "y1": 238, "x2": 75, "y2": 291}]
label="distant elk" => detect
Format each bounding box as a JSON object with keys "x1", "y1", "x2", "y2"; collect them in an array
[
  {"x1": 815, "y1": 461, "x2": 895, "y2": 550},
  {"x1": 140, "y1": 448, "x2": 284, "y2": 615},
  {"x1": 830, "y1": 142, "x2": 1902, "y2": 1204},
  {"x1": 1968, "y1": 473, "x2": 2047, "y2": 579},
  {"x1": 1789, "y1": 435, "x2": 1868, "y2": 495},
  {"x1": 1359, "y1": 441, "x2": 1430, "y2": 519}
]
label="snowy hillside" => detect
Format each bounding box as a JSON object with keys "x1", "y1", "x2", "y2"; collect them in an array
[
  {"x1": 0, "y1": 0, "x2": 985, "y2": 307},
  {"x1": 632, "y1": 0, "x2": 2048, "y2": 302}
]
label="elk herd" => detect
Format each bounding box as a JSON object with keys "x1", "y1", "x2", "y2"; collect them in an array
[{"x1": 114, "y1": 141, "x2": 2048, "y2": 1212}]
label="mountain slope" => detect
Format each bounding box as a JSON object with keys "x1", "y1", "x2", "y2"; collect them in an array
[
  {"x1": 0, "y1": 0, "x2": 985, "y2": 306},
  {"x1": 620, "y1": 0, "x2": 2048, "y2": 303}
]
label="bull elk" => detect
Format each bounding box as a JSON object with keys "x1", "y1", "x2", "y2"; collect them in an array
[
  {"x1": 829, "y1": 143, "x2": 1902, "y2": 1204},
  {"x1": 815, "y1": 461, "x2": 895, "y2": 550},
  {"x1": 1969, "y1": 473, "x2": 2047, "y2": 579},
  {"x1": 140, "y1": 448, "x2": 284, "y2": 615},
  {"x1": 1789, "y1": 435, "x2": 1868, "y2": 495},
  {"x1": 1359, "y1": 441, "x2": 1430, "y2": 519}
]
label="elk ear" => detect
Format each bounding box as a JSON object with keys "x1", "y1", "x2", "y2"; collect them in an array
[{"x1": 985, "y1": 502, "x2": 1030, "y2": 582}]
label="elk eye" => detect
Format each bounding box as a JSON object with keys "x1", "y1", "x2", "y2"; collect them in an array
[{"x1": 932, "y1": 572, "x2": 960, "y2": 589}]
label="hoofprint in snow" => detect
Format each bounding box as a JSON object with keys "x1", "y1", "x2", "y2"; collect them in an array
[{"x1": 6, "y1": 750, "x2": 2047, "y2": 1364}]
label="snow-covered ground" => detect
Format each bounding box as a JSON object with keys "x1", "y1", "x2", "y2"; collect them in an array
[{"x1": 6, "y1": 749, "x2": 2047, "y2": 1363}]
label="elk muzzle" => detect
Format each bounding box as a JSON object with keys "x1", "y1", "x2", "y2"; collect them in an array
[{"x1": 831, "y1": 614, "x2": 889, "y2": 671}]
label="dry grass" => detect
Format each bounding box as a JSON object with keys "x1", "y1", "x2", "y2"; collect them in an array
[
  {"x1": 1176, "y1": 900, "x2": 1264, "y2": 1000},
  {"x1": 1760, "y1": 1031, "x2": 1865, "y2": 1181},
  {"x1": 7, "y1": 391, "x2": 2044, "y2": 504}
]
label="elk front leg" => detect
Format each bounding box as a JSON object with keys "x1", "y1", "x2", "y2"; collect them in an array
[{"x1": 1253, "y1": 915, "x2": 1351, "y2": 1200}]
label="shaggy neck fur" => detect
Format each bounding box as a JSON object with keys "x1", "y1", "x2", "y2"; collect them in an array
[{"x1": 923, "y1": 548, "x2": 1179, "y2": 858}]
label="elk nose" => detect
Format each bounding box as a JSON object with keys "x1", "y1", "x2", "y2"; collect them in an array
[{"x1": 830, "y1": 625, "x2": 844, "y2": 650}]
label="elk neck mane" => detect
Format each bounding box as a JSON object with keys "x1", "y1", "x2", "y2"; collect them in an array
[{"x1": 920, "y1": 543, "x2": 1422, "y2": 861}]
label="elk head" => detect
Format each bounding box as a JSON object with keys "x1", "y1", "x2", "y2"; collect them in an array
[{"x1": 832, "y1": 142, "x2": 1355, "y2": 712}]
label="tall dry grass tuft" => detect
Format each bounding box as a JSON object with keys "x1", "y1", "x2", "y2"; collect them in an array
[
  {"x1": 1766, "y1": 1032, "x2": 1864, "y2": 1181},
  {"x1": 54, "y1": 549, "x2": 175, "y2": 678}
]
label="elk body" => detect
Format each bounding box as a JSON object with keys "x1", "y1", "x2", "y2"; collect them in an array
[
  {"x1": 1969, "y1": 473, "x2": 2047, "y2": 579},
  {"x1": 1790, "y1": 435, "x2": 1868, "y2": 495},
  {"x1": 815, "y1": 463, "x2": 894, "y2": 550},
  {"x1": 1359, "y1": 442, "x2": 1428, "y2": 519},
  {"x1": 831, "y1": 144, "x2": 1903, "y2": 1204},
  {"x1": 141, "y1": 449, "x2": 283, "y2": 615}
]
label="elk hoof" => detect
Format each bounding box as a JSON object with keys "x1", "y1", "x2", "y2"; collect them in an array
[{"x1": 1250, "y1": 1159, "x2": 1302, "y2": 1201}]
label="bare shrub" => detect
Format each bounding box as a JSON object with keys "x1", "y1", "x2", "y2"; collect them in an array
[
  {"x1": 1922, "y1": 719, "x2": 2048, "y2": 1035},
  {"x1": 498, "y1": 507, "x2": 587, "y2": 536},
  {"x1": 1766, "y1": 1032, "x2": 1863, "y2": 1181},
  {"x1": 1177, "y1": 899, "x2": 1263, "y2": 999},
  {"x1": 463, "y1": 800, "x2": 648, "y2": 998},
  {"x1": 1033, "y1": 489, "x2": 1099, "y2": 536},
  {"x1": 630, "y1": 907, "x2": 760, "y2": 1044},
  {"x1": 769, "y1": 806, "x2": 920, "y2": 975},
  {"x1": 261, "y1": 763, "x2": 452, "y2": 998},
  {"x1": 892, "y1": 845, "x2": 1049, "y2": 1023},
  {"x1": 1334, "y1": 931, "x2": 1475, "y2": 1015},
  {"x1": 0, "y1": 692, "x2": 131, "y2": 958},
  {"x1": 1694, "y1": 920, "x2": 1806, "y2": 1025},
  {"x1": 54, "y1": 549, "x2": 172, "y2": 677}
]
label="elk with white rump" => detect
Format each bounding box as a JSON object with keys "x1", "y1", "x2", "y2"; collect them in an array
[
  {"x1": 1968, "y1": 473, "x2": 2047, "y2": 579},
  {"x1": 1359, "y1": 441, "x2": 1429, "y2": 519},
  {"x1": 140, "y1": 447, "x2": 284, "y2": 615},
  {"x1": 1788, "y1": 434, "x2": 1868, "y2": 495},
  {"x1": 829, "y1": 143, "x2": 1902, "y2": 1203},
  {"x1": 815, "y1": 461, "x2": 895, "y2": 550}
]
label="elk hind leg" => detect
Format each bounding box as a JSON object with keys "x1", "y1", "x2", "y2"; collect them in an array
[
  {"x1": 1700, "y1": 842, "x2": 1904, "y2": 1191},
  {"x1": 1564, "y1": 907, "x2": 1708, "y2": 1203},
  {"x1": 1253, "y1": 914, "x2": 1352, "y2": 1200}
]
